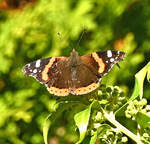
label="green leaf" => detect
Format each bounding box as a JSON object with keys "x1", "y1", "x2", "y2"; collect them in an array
[
  {"x1": 74, "y1": 105, "x2": 91, "y2": 144},
  {"x1": 81, "y1": 135, "x2": 91, "y2": 144},
  {"x1": 115, "y1": 62, "x2": 150, "y2": 115},
  {"x1": 147, "y1": 65, "x2": 150, "y2": 83},
  {"x1": 43, "y1": 114, "x2": 52, "y2": 144},
  {"x1": 90, "y1": 132, "x2": 97, "y2": 144},
  {"x1": 74, "y1": 101, "x2": 98, "y2": 144},
  {"x1": 80, "y1": 132, "x2": 97, "y2": 144},
  {"x1": 136, "y1": 112, "x2": 150, "y2": 128},
  {"x1": 43, "y1": 101, "x2": 83, "y2": 144},
  {"x1": 130, "y1": 62, "x2": 150, "y2": 100}
]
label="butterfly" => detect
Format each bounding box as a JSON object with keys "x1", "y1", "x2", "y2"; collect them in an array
[{"x1": 22, "y1": 49, "x2": 125, "y2": 96}]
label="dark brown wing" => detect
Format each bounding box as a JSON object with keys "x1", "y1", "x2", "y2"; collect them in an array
[
  {"x1": 96, "y1": 50, "x2": 125, "y2": 75},
  {"x1": 69, "y1": 64, "x2": 100, "y2": 95},
  {"x1": 22, "y1": 57, "x2": 51, "y2": 84},
  {"x1": 23, "y1": 50, "x2": 125, "y2": 96},
  {"x1": 81, "y1": 50, "x2": 125, "y2": 76},
  {"x1": 46, "y1": 59, "x2": 100, "y2": 96},
  {"x1": 23, "y1": 57, "x2": 71, "y2": 96},
  {"x1": 46, "y1": 58, "x2": 71, "y2": 96}
]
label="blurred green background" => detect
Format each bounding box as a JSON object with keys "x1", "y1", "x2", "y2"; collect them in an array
[{"x1": 0, "y1": 0, "x2": 149, "y2": 143}]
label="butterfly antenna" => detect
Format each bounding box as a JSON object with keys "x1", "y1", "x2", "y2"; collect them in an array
[
  {"x1": 57, "y1": 32, "x2": 75, "y2": 51},
  {"x1": 75, "y1": 29, "x2": 86, "y2": 50}
]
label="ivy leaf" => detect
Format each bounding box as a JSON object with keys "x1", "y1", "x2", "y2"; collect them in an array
[
  {"x1": 130, "y1": 62, "x2": 150, "y2": 100},
  {"x1": 74, "y1": 100, "x2": 99, "y2": 144},
  {"x1": 43, "y1": 101, "x2": 83, "y2": 144},
  {"x1": 90, "y1": 132, "x2": 97, "y2": 144},
  {"x1": 43, "y1": 114, "x2": 52, "y2": 144},
  {"x1": 147, "y1": 65, "x2": 150, "y2": 83},
  {"x1": 74, "y1": 105, "x2": 91, "y2": 144},
  {"x1": 136, "y1": 112, "x2": 150, "y2": 128},
  {"x1": 115, "y1": 62, "x2": 150, "y2": 115}
]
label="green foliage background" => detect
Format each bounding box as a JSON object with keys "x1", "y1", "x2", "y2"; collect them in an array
[{"x1": 0, "y1": 0, "x2": 150, "y2": 143}]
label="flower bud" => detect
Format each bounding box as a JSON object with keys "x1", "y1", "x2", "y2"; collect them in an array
[
  {"x1": 140, "y1": 98, "x2": 147, "y2": 106},
  {"x1": 121, "y1": 136, "x2": 128, "y2": 142},
  {"x1": 143, "y1": 133, "x2": 149, "y2": 138},
  {"x1": 106, "y1": 86, "x2": 113, "y2": 93}
]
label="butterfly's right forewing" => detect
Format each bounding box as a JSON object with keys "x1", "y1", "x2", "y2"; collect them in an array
[{"x1": 22, "y1": 57, "x2": 52, "y2": 83}]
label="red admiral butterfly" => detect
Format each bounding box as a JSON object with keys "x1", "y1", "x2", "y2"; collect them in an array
[{"x1": 22, "y1": 50, "x2": 125, "y2": 96}]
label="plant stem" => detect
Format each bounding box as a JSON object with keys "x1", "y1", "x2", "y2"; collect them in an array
[{"x1": 103, "y1": 110, "x2": 143, "y2": 144}]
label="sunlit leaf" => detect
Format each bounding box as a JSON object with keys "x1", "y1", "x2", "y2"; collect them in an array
[
  {"x1": 43, "y1": 101, "x2": 82, "y2": 144},
  {"x1": 130, "y1": 62, "x2": 150, "y2": 100},
  {"x1": 43, "y1": 114, "x2": 51, "y2": 144},
  {"x1": 74, "y1": 105, "x2": 91, "y2": 144},
  {"x1": 115, "y1": 62, "x2": 150, "y2": 115},
  {"x1": 90, "y1": 132, "x2": 97, "y2": 144},
  {"x1": 74, "y1": 101, "x2": 99, "y2": 144},
  {"x1": 136, "y1": 112, "x2": 150, "y2": 128},
  {"x1": 147, "y1": 65, "x2": 150, "y2": 83}
]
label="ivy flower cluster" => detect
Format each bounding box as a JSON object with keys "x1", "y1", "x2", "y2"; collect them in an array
[{"x1": 97, "y1": 85, "x2": 126, "y2": 111}]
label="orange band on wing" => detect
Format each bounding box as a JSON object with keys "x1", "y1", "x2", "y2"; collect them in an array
[
  {"x1": 92, "y1": 53, "x2": 105, "y2": 73},
  {"x1": 72, "y1": 82, "x2": 99, "y2": 95},
  {"x1": 42, "y1": 58, "x2": 56, "y2": 81},
  {"x1": 47, "y1": 86, "x2": 70, "y2": 96},
  {"x1": 42, "y1": 57, "x2": 67, "y2": 81}
]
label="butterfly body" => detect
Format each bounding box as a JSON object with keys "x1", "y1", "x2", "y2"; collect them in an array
[{"x1": 22, "y1": 50, "x2": 125, "y2": 96}]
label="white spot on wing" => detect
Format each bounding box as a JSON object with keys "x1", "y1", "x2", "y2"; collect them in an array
[
  {"x1": 117, "y1": 51, "x2": 120, "y2": 54},
  {"x1": 110, "y1": 58, "x2": 114, "y2": 62},
  {"x1": 107, "y1": 50, "x2": 112, "y2": 57},
  {"x1": 33, "y1": 69, "x2": 37, "y2": 73},
  {"x1": 35, "y1": 60, "x2": 41, "y2": 68}
]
